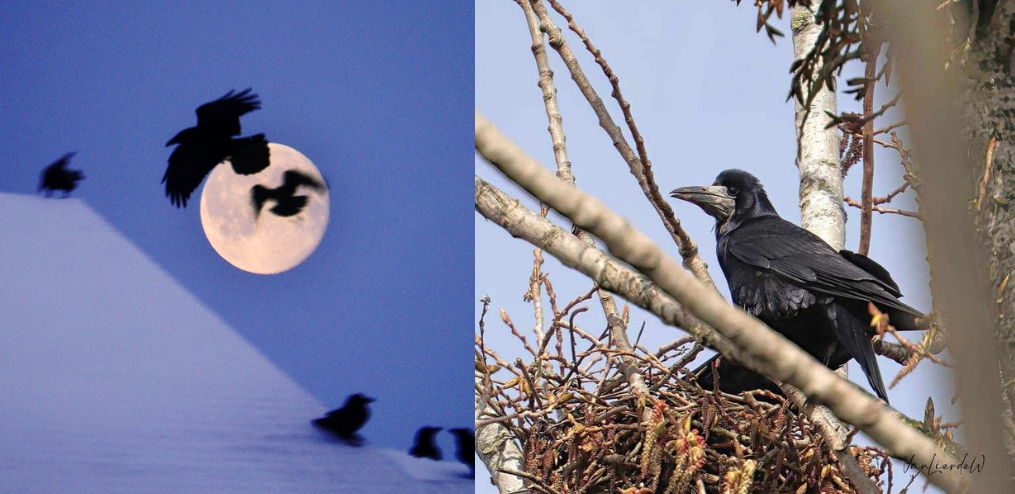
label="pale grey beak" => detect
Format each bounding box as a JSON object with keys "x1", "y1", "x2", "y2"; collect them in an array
[{"x1": 670, "y1": 185, "x2": 736, "y2": 222}]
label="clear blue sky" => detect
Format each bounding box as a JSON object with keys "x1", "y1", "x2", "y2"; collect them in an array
[
  {"x1": 477, "y1": 1, "x2": 954, "y2": 490},
  {"x1": 1, "y1": 1, "x2": 473, "y2": 454}
]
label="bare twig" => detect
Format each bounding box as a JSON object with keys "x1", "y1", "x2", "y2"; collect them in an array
[
  {"x1": 872, "y1": 182, "x2": 910, "y2": 205},
  {"x1": 859, "y1": 42, "x2": 879, "y2": 255},
  {"x1": 844, "y1": 196, "x2": 921, "y2": 219}
]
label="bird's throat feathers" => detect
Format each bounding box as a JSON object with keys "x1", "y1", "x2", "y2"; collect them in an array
[{"x1": 719, "y1": 188, "x2": 778, "y2": 236}]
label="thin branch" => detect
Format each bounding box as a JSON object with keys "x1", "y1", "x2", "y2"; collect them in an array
[
  {"x1": 872, "y1": 182, "x2": 910, "y2": 205},
  {"x1": 859, "y1": 41, "x2": 879, "y2": 255},
  {"x1": 845, "y1": 196, "x2": 921, "y2": 219},
  {"x1": 872, "y1": 119, "x2": 907, "y2": 136}
]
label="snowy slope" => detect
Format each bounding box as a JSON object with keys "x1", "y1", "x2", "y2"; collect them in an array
[{"x1": 0, "y1": 193, "x2": 471, "y2": 493}]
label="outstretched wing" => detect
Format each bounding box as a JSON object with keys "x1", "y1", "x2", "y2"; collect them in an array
[
  {"x1": 195, "y1": 88, "x2": 261, "y2": 137},
  {"x1": 282, "y1": 169, "x2": 324, "y2": 190},
  {"x1": 162, "y1": 144, "x2": 219, "y2": 208},
  {"x1": 724, "y1": 216, "x2": 921, "y2": 319},
  {"x1": 48, "y1": 152, "x2": 75, "y2": 170}
]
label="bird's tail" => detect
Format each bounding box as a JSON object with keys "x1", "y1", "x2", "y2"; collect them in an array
[
  {"x1": 251, "y1": 185, "x2": 269, "y2": 218},
  {"x1": 832, "y1": 304, "x2": 890, "y2": 403},
  {"x1": 884, "y1": 308, "x2": 928, "y2": 332}
]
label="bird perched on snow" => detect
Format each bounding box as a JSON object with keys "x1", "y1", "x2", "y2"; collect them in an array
[
  {"x1": 408, "y1": 426, "x2": 442, "y2": 460},
  {"x1": 162, "y1": 88, "x2": 270, "y2": 207},
  {"x1": 39, "y1": 152, "x2": 84, "y2": 197},
  {"x1": 671, "y1": 169, "x2": 926, "y2": 403},
  {"x1": 251, "y1": 169, "x2": 324, "y2": 218},
  {"x1": 312, "y1": 393, "x2": 375, "y2": 446},
  {"x1": 448, "y1": 428, "x2": 475, "y2": 478}
]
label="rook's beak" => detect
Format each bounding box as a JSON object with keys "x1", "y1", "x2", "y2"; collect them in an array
[{"x1": 670, "y1": 185, "x2": 735, "y2": 222}]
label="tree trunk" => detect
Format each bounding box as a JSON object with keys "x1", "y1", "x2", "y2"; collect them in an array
[
  {"x1": 874, "y1": 1, "x2": 1015, "y2": 490},
  {"x1": 790, "y1": 3, "x2": 850, "y2": 443},
  {"x1": 968, "y1": 0, "x2": 1015, "y2": 465},
  {"x1": 475, "y1": 376, "x2": 527, "y2": 493},
  {"x1": 791, "y1": 6, "x2": 846, "y2": 250}
]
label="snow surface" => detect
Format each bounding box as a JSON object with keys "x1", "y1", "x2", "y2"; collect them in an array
[{"x1": 0, "y1": 193, "x2": 471, "y2": 493}]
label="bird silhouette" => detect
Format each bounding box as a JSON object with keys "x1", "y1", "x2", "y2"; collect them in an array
[
  {"x1": 39, "y1": 152, "x2": 84, "y2": 197},
  {"x1": 162, "y1": 88, "x2": 270, "y2": 207},
  {"x1": 312, "y1": 393, "x2": 375, "y2": 446},
  {"x1": 408, "y1": 426, "x2": 442, "y2": 460},
  {"x1": 448, "y1": 428, "x2": 475, "y2": 478},
  {"x1": 251, "y1": 169, "x2": 324, "y2": 218}
]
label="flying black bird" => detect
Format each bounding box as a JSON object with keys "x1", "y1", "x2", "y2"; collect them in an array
[
  {"x1": 162, "y1": 88, "x2": 270, "y2": 208},
  {"x1": 671, "y1": 169, "x2": 926, "y2": 403},
  {"x1": 251, "y1": 169, "x2": 324, "y2": 218},
  {"x1": 312, "y1": 393, "x2": 375, "y2": 446},
  {"x1": 448, "y1": 428, "x2": 475, "y2": 478},
  {"x1": 39, "y1": 152, "x2": 84, "y2": 197},
  {"x1": 408, "y1": 426, "x2": 442, "y2": 460}
]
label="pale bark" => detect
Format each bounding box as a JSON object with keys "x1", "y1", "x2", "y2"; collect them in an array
[
  {"x1": 475, "y1": 378, "x2": 527, "y2": 493},
  {"x1": 790, "y1": 2, "x2": 851, "y2": 451},
  {"x1": 791, "y1": 6, "x2": 846, "y2": 250},
  {"x1": 476, "y1": 110, "x2": 966, "y2": 492}
]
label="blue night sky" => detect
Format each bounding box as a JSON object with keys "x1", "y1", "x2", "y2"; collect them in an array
[
  {"x1": 1, "y1": 1, "x2": 473, "y2": 454},
  {"x1": 477, "y1": 2, "x2": 954, "y2": 491}
]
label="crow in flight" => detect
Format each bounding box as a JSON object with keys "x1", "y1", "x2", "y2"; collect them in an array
[
  {"x1": 251, "y1": 169, "x2": 324, "y2": 218},
  {"x1": 162, "y1": 89, "x2": 270, "y2": 207},
  {"x1": 671, "y1": 169, "x2": 926, "y2": 403},
  {"x1": 448, "y1": 428, "x2": 475, "y2": 478},
  {"x1": 408, "y1": 426, "x2": 442, "y2": 460},
  {"x1": 39, "y1": 152, "x2": 84, "y2": 197},
  {"x1": 312, "y1": 393, "x2": 375, "y2": 446}
]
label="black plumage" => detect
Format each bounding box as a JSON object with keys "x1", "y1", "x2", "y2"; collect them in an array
[
  {"x1": 408, "y1": 426, "x2": 442, "y2": 460},
  {"x1": 671, "y1": 169, "x2": 926, "y2": 402},
  {"x1": 251, "y1": 169, "x2": 324, "y2": 218},
  {"x1": 162, "y1": 89, "x2": 270, "y2": 207},
  {"x1": 448, "y1": 428, "x2": 475, "y2": 478},
  {"x1": 312, "y1": 393, "x2": 375, "y2": 446},
  {"x1": 39, "y1": 152, "x2": 84, "y2": 197}
]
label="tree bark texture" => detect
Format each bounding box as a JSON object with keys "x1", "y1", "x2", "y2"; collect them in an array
[{"x1": 791, "y1": 5, "x2": 846, "y2": 250}]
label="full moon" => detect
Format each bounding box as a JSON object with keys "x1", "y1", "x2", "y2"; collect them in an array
[{"x1": 199, "y1": 143, "x2": 329, "y2": 274}]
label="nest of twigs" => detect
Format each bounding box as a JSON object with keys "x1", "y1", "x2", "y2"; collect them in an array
[{"x1": 478, "y1": 324, "x2": 896, "y2": 494}]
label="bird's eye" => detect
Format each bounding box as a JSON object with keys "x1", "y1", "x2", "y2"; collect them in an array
[{"x1": 726, "y1": 186, "x2": 738, "y2": 196}]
